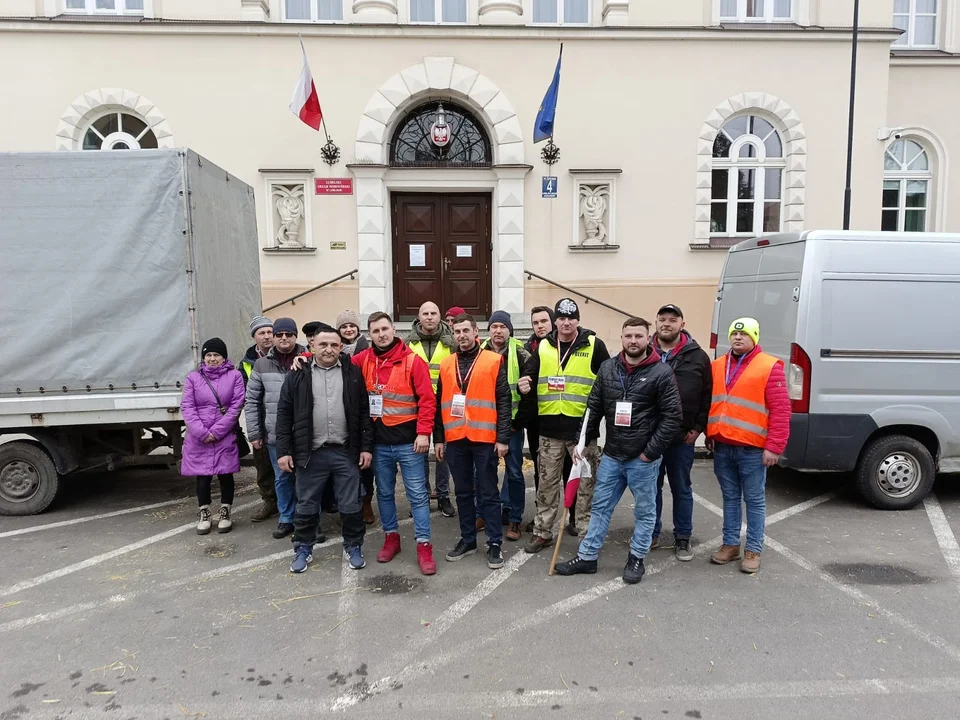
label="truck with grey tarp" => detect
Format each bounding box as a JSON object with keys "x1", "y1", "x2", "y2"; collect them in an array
[{"x1": 0, "y1": 149, "x2": 262, "y2": 515}]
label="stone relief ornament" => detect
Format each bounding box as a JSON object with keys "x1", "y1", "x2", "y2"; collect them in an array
[
  {"x1": 272, "y1": 184, "x2": 306, "y2": 248},
  {"x1": 578, "y1": 184, "x2": 610, "y2": 245}
]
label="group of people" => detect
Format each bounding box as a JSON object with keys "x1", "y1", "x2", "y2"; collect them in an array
[{"x1": 179, "y1": 296, "x2": 789, "y2": 583}]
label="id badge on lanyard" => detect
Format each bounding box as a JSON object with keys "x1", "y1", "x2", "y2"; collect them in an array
[
  {"x1": 451, "y1": 394, "x2": 467, "y2": 418},
  {"x1": 614, "y1": 401, "x2": 632, "y2": 427},
  {"x1": 369, "y1": 394, "x2": 383, "y2": 418},
  {"x1": 547, "y1": 376, "x2": 566, "y2": 392}
]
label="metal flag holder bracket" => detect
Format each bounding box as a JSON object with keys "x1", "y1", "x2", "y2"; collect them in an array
[
  {"x1": 541, "y1": 140, "x2": 561, "y2": 166},
  {"x1": 320, "y1": 135, "x2": 341, "y2": 166}
]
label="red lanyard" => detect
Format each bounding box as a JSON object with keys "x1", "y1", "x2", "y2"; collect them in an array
[
  {"x1": 456, "y1": 350, "x2": 482, "y2": 391},
  {"x1": 557, "y1": 340, "x2": 575, "y2": 370}
]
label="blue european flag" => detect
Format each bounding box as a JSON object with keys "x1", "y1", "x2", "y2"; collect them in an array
[{"x1": 533, "y1": 45, "x2": 563, "y2": 144}]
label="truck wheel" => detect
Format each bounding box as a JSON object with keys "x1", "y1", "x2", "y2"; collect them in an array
[
  {"x1": 0, "y1": 442, "x2": 60, "y2": 516},
  {"x1": 855, "y1": 435, "x2": 935, "y2": 510}
]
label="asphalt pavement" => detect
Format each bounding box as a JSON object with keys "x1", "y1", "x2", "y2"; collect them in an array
[{"x1": 2, "y1": 460, "x2": 960, "y2": 719}]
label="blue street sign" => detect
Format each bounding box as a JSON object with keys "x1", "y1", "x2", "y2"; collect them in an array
[{"x1": 542, "y1": 176, "x2": 557, "y2": 199}]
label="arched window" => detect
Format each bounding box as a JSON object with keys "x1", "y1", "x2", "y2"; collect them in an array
[
  {"x1": 389, "y1": 101, "x2": 491, "y2": 168},
  {"x1": 711, "y1": 114, "x2": 785, "y2": 237},
  {"x1": 82, "y1": 111, "x2": 158, "y2": 151},
  {"x1": 882, "y1": 139, "x2": 931, "y2": 232}
]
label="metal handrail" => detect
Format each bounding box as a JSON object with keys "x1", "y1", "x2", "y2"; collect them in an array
[
  {"x1": 262, "y1": 269, "x2": 358, "y2": 313},
  {"x1": 524, "y1": 269, "x2": 632, "y2": 318}
]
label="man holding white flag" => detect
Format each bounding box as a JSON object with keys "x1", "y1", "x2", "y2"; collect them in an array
[{"x1": 554, "y1": 317, "x2": 682, "y2": 584}]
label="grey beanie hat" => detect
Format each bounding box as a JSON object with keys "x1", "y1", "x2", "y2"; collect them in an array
[{"x1": 249, "y1": 315, "x2": 273, "y2": 337}]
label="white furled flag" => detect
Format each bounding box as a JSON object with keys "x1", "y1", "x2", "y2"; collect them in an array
[{"x1": 289, "y1": 37, "x2": 323, "y2": 131}]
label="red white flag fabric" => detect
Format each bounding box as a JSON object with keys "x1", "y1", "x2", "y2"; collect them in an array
[{"x1": 289, "y1": 39, "x2": 322, "y2": 131}]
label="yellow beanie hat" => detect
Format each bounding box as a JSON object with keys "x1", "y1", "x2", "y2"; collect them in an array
[{"x1": 728, "y1": 317, "x2": 760, "y2": 345}]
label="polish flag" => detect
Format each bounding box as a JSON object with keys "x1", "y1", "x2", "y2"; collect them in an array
[{"x1": 289, "y1": 40, "x2": 323, "y2": 131}]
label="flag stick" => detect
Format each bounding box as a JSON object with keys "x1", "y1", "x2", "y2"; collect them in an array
[{"x1": 548, "y1": 505, "x2": 568, "y2": 576}]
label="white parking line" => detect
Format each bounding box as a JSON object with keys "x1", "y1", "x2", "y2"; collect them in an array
[
  {"x1": 0, "y1": 499, "x2": 260, "y2": 598},
  {"x1": 923, "y1": 493, "x2": 960, "y2": 596},
  {"x1": 336, "y1": 551, "x2": 358, "y2": 662},
  {"x1": 693, "y1": 492, "x2": 960, "y2": 665},
  {"x1": 0, "y1": 498, "x2": 191, "y2": 539}
]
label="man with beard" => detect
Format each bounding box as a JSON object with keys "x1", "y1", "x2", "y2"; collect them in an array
[
  {"x1": 650, "y1": 304, "x2": 712, "y2": 562},
  {"x1": 554, "y1": 317, "x2": 681, "y2": 584},
  {"x1": 435, "y1": 314, "x2": 512, "y2": 569},
  {"x1": 518, "y1": 298, "x2": 609, "y2": 553},
  {"x1": 244, "y1": 317, "x2": 306, "y2": 539},
  {"x1": 407, "y1": 301, "x2": 457, "y2": 518},
  {"x1": 239, "y1": 315, "x2": 278, "y2": 523},
  {"x1": 354, "y1": 312, "x2": 438, "y2": 575}
]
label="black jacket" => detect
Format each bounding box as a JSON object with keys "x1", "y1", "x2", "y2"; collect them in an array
[
  {"x1": 274, "y1": 357, "x2": 374, "y2": 468},
  {"x1": 653, "y1": 331, "x2": 712, "y2": 443},
  {"x1": 585, "y1": 349, "x2": 682, "y2": 462},
  {"x1": 521, "y1": 327, "x2": 611, "y2": 442},
  {"x1": 481, "y1": 338, "x2": 536, "y2": 431},
  {"x1": 434, "y1": 342, "x2": 512, "y2": 445}
]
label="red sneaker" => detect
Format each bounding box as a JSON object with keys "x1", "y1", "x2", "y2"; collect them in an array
[
  {"x1": 377, "y1": 532, "x2": 402, "y2": 563},
  {"x1": 417, "y1": 542, "x2": 437, "y2": 576}
]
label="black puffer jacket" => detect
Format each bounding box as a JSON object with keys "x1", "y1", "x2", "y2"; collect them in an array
[
  {"x1": 274, "y1": 357, "x2": 373, "y2": 468},
  {"x1": 585, "y1": 349, "x2": 682, "y2": 462}
]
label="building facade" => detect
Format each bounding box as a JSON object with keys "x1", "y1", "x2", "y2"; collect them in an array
[{"x1": 0, "y1": 0, "x2": 954, "y2": 344}]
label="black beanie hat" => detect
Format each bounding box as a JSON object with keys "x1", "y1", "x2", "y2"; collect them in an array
[
  {"x1": 554, "y1": 297, "x2": 580, "y2": 321},
  {"x1": 201, "y1": 337, "x2": 228, "y2": 359}
]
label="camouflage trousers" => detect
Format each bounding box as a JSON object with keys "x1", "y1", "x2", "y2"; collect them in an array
[{"x1": 533, "y1": 436, "x2": 601, "y2": 540}]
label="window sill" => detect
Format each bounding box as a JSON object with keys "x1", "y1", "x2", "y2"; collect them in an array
[
  {"x1": 568, "y1": 243, "x2": 620, "y2": 252},
  {"x1": 690, "y1": 238, "x2": 742, "y2": 251},
  {"x1": 262, "y1": 246, "x2": 317, "y2": 255}
]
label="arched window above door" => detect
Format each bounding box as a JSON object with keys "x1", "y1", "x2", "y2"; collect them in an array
[{"x1": 389, "y1": 101, "x2": 492, "y2": 168}]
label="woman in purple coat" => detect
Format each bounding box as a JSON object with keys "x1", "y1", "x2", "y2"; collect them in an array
[{"x1": 181, "y1": 338, "x2": 246, "y2": 534}]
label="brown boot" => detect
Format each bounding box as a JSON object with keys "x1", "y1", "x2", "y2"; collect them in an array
[
  {"x1": 476, "y1": 517, "x2": 485, "y2": 532},
  {"x1": 524, "y1": 535, "x2": 551, "y2": 554},
  {"x1": 505, "y1": 522, "x2": 522, "y2": 542},
  {"x1": 710, "y1": 544, "x2": 742, "y2": 565},
  {"x1": 251, "y1": 501, "x2": 278, "y2": 523},
  {"x1": 362, "y1": 496, "x2": 376, "y2": 525},
  {"x1": 740, "y1": 551, "x2": 761, "y2": 574}
]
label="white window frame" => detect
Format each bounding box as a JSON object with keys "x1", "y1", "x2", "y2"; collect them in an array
[
  {"x1": 63, "y1": 0, "x2": 148, "y2": 14},
  {"x1": 408, "y1": 0, "x2": 468, "y2": 24},
  {"x1": 81, "y1": 111, "x2": 158, "y2": 151},
  {"x1": 531, "y1": 0, "x2": 590, "y2": 26},
  {"x1": 711, "y1": 121, "x2": 785, "y2": 238},
  {"x1": 893, "y1": 0, "x2": 940, "y2": 48},
  {"x1": 282, "y1": 0, "x2": 345, "y2": 22},
  {"x1": 882, "y1": 139, "x2": 933, "y2": 232},
  {"x1": 719, "y1": 0, "x2": 793, "y2": 23}
]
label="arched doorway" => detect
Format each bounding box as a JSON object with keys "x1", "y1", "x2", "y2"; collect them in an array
[{"x1": 388, "y1": 101, "x2": 493, "y2": 319}]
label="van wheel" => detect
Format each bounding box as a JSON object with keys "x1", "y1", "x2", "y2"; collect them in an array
[
  {"x1": 0, "y1": 442, "x2": 60, "y2": 516},
  {"x1": 855, "y1": 435, "x2": 935, "y2": 510}
]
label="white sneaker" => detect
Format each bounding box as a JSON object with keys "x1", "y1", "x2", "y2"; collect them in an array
[
  {"x1": 197, "y1": 506, "x2": 212, "y2": 535},
  {"x1": 217, "y1": 505, "x2": 232, "y2": 533}
]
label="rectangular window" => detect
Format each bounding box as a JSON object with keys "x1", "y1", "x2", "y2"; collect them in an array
[
  {"x1": 65, "y1": 0, "x2": 145, "y2": 12},
  {"x1": 533, "y1": 0, "x2": 588, "y2": 24},
  {"x1": 720, "y1": 0, "x2": 792, "y2": 22},
  {"x1": 284, "y1": 0, "x2": 343, "y2": 21},
  {"x1": 894, "y1": 0, "x2": 938, "y2": 47},
  {"x1": 407, "y1": 0, "x2": 466, "y2": 22},
  {"x1": 882, "y1": 178, "x2": 928, "y2": 232},
  {"x1": 442, "y1": 0, "x2": 467, "y2": 21}
]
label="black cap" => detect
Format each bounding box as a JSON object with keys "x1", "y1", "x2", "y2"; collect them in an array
[
  {"x1": 303, "y1": 321, "x2": 336, "y2": 337},
  {"x1": 657, "y1": 304, "x2": 683, "y2": 319}
]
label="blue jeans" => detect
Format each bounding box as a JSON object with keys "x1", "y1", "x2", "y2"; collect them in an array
[
  {"x1": 713, "y1": 443, "x2": 767, "y2": 553},
  {"x1": 578, "y1": 454, "x2": 662, "y2": 561},
  {"x1": 267, "y1": 444, "x2": 296, "y2": 524},
  {"x1": 446, "y1": 439, "x2": 502, "y2": 546},
  {"x1": 375, "y1": 444, "x2": 431, "y2": 543},
  {"x1": 654, "y1": 441, "x2": 696, "y2": 539},
  {"x1": 500, "y1": 429, "x2": 526, "y2": 523}
]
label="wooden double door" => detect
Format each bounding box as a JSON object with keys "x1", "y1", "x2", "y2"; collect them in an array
[{"x1": 391, "y1": 193, "x2": 492, "y2": 321}]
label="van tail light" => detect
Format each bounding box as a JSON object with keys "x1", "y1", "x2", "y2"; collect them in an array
[
  {"x1": 788, "y1": 342, "x2": 811, "y2": 413},
  {"x1": 710, "y1": 332, "x2": 718, "y2": 350}
]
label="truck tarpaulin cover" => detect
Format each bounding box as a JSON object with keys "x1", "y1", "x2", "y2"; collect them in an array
[{"x1": 0, "y1": 150, "x2": 261, "y2": 397}]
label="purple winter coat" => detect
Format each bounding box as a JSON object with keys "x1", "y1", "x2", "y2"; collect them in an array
[{"x1": 180, "y1": 361, "x2": 246, "y2": 477}]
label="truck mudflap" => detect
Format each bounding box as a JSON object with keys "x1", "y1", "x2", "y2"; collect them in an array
[{"x1": 781, "y1": 413, "x2": 879, "y2": 472}]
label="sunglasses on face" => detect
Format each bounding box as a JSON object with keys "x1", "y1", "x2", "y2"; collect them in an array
[{"x1": 275, "y1": 332, "x2": 296, "y2": 338}]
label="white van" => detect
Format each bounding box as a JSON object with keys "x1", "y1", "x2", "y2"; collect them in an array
[{"x1": 711, "y1": 230, "x2": 960, "y2": 510}]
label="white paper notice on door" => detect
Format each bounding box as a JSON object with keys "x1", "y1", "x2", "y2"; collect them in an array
[
  {"x1": 409, "y1": 244, "x2": 426, "y2": 267},
  {"x1": 456, "y1": 245, "x2": 472, "y2": 258}
]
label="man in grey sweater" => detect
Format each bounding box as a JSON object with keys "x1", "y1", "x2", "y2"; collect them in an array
[{"x1": 244, "y1": 317, "x2": 306, "y2": 539}]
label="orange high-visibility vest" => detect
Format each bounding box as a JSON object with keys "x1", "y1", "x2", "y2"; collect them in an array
[
  {"x1": 362, "y1": 353, "x2": 419, "y2": 426},
  {"x1": 707, "y1": 351, "x2": 779, "y2": 448},
  {"x1": 438, "y1": 349, "x2": 501, "y2": 444}
]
